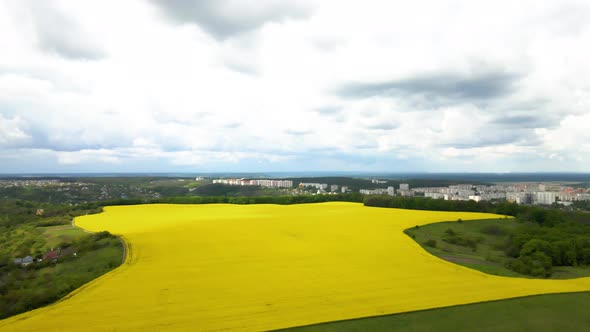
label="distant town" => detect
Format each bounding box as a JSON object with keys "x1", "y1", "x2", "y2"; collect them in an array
[
  {"x1": 209, "y1": 177, "x2": 590, "y2": 206},
  {"x1": 1, "y1": 176, "x2": 589, "y2": 207}
]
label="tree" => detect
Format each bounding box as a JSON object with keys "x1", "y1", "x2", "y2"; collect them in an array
[
  {"x1": 509, "y1": 239, "x2": 554, "y2": 277},
  {"x1": 521, "y1": 239, "x2": 553, "y2": 258}
]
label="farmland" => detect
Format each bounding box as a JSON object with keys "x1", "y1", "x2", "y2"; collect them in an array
[{"x1": 2, "y1": 202, "x2": 590, "y2": 331}]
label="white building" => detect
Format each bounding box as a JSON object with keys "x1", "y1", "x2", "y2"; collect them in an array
[
  {"x1": 507, "y1": 192, "x2": 525, "y2": 204},
  {"x1": 251, "y1": 179, "x2": 293, "y2": 188},
  {"x1": 469, "y1": 195, "x2": 482, "y2": 202},
  {"x1": 360, "y1": 188, "x2": 388, "y2": 195},
  {"x1": 300, "y1": 182, "x2": 322, "y2": 189},
  {"x1": 213, "y1": 178, "x2": 292, "y2": 188},
  {"x1": 399, "y1": 189, "x2": 414, "y2": 197},
  {"x1": 330, "y1": 184, "x2": 338, "y2": 192},
  {"x1": 399, "y1": 183, "x2": 409, "y2": 191},
  {"x1": 387, "y1": 186, "x2": 395, "y2": 196},
  {"x1": 341, "y1": 186, "x2": 349, "y2": 193},
  {"x1": 536, "y1": 191, "x2": 556, "y2": 205}
]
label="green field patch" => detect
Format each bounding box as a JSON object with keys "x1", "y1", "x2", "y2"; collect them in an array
[
  {"x1": 278, "y1": 291, "x2": 590, "y2": 332},
  {"x1": 405, "y1": 218, "x2": 590, "y2": 279},
  {"x1": 41, "y1": 225, "x2": 89, "y2": 250}
]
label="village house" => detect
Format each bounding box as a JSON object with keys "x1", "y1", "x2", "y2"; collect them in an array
[
  {"x1": 44, "y1": 250, "x2": 59, "y2": 262},
  {"x1": 13, "y1": 256, "x2": 34, "y2": 267}
]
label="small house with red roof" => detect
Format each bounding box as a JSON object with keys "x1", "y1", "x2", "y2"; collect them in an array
[{"x1": 44, "y1": 250, "x2": 59, "y2": 262}]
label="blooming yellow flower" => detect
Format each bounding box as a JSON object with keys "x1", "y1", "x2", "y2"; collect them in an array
[{"x1": 2, "y1": 202, "x2": 590, "y2": 331}]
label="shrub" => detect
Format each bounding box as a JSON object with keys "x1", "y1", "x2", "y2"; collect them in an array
[
  {"x1": 480, "y1": 224, "x2": 507, "y2": 236},
  {"x1": 424, "y1": 239, "x2": 437, "y2": 248},
  {"x1": 509, "y1": 252, "x2": 553, "y2": 277},
  {"x1": 442, "y1": 231, "x2": 478, "y2": 251}
]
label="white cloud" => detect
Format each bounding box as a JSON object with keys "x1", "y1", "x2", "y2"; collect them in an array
[
  {"x1": 0, "y1": 114, "x2": 30, "y2": 147},
  {"x1": 0, "y1": 0, "x2": 589, "y2": 173},
  {"x1": 56, "y1": 149, "x2": 121, "y2": 165}
]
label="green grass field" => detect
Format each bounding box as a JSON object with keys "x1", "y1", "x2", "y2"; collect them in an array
[
  {"x1": 278, "y1": 291, "x2": 590, "y2": 332},
  {"x1": 41, "y1": 225, "x2": 89, "y2": 249},
  {"x1": 405, "y1": 218, "x2": 590, "y2": 279}
]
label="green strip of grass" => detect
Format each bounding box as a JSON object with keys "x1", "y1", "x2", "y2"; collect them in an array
[{"x1": 277, "y1": 291, "x2": 590, "y2": 332}]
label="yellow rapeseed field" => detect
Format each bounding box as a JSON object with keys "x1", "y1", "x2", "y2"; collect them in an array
[{"x1": 2, "y1": 202, "x2": 590, "y2": 331}]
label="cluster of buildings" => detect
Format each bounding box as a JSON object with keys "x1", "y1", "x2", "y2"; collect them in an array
[
  {"x1": 13, "y1": 247, "x2": 77, "y2": 267},
  {"x1": 0, "y1": 179, "x2": 89, "y2": 188},
  {"x1": 212, "y1": 178, "x2": 293, "y2": 188},
  {"x1": 299, "y1": 182, "x2": 328, "y2": 190},
  {"x1": 360, "y1": 187, "x2": 396, "y2": 196},
  {"x1": 360, "y1": 183, "x2": 413, "y2": 196},
  {"x1": 207, "y1": 177, "x2": 590, "y2": 206},
  {"x1": 297, "y1": 183, "x2": 349, "y2": 194},
  {"x1": 413, "y1": 183, "x2": 590, "y2": 206}
]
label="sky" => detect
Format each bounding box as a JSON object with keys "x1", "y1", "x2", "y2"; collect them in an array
[{"x1": 1, "y1": 0, "x2": 590, "y2": 173}]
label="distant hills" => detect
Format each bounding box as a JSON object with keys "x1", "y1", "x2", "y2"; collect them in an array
[{"x1": 2, "y1": 172, "x2": 590, "y2": 183}]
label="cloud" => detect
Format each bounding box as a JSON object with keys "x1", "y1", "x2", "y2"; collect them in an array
[
  {"x1": 313, "y1": 106, "x2": 342, "y2": 115},
  {"x1": 490, "y1": 114, "x2": 559, "y2": 129},
  {"x1": 1, "y1": 0, "x2": 589, "y2": 173},
  {"x1": 224, "y1": 62, "x2": 259, "y2": 76},
  {"x1": 368, "y1": 122, "x2": 398, "y2": 131},
  {"x1": 0, "y1": 114, "x2": 31, "y2": 147},
  {"x1": 149, "y1": 0, "x2": 313, "y2": 39},
  {"x1": 224, "y1": 122, "x2": 241, "y2": 129},
  {"x1": 56, "y1": 149, "x2": 121, "y2": 165},
  {"x1": 336, "y1": 71, "x2": 520, "y2": 106},
  {"x1": 285, "y1": 129, "x2": 312, "y2": 136},
  {"x1": 30, "y1": 2, "x2": 105, "y2": 60}
]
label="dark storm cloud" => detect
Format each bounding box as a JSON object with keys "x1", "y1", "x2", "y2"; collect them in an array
[
  {"x1": 490, "y1": 114, "x2": 557, "y2": 129},
  {"x1": 336, "y1": 71, "x2": 520, "y2": 103},
  {"x1": 149, "y1": 0, "x2": 312, "y2": 39},
  {"x1": 22, "y1": 128, "x2": 118, "y2": 152},
  {"x1": 0, "y1": 115, "x2": 123, "y2": 152},
  {"x1": 440, "y1": 129, "x2": 541, "y2": 150},
  {"x1": 31, "y1": 4, "x2": 105, "y2": 60}
]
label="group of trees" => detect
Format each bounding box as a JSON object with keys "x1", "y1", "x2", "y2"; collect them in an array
[
  {"x1": 504, "y1": 224, "x2": 590, "y2": 277},
  {"x1": 573, "y1": 200, "x2": 590, "y2": 212},
  {"x1": 363, "y1": 195, "x2": 522, "y2": 216},
  {"x1": 76, "y1": 192, "x2": 365, "y2": 209}
]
